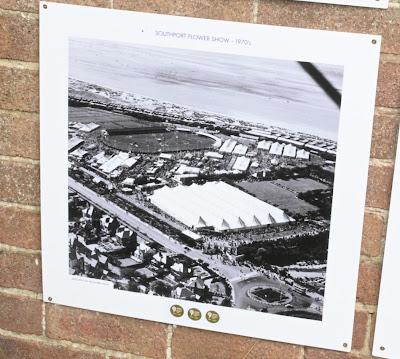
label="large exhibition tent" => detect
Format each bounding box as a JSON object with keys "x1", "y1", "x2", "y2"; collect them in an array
[
  {"x1": 219, "y1": 139, "x2": 237, "y2": 154},
  {"x1": 232, "y1": 144, "x2": 248, "y2": 155},
  {"x1": 269, "y1": 142, "x2": 285, "y2": 156},
  {"x1": 232, "y1": 156, "x2": 251, "y2": 172},
  {"x1": 296, "y1": 149, "x2": 310, "y2": 160},
  {"x1": 257, "y1": 140, "x2": 272, "y2": 151},
  {"x1": 283, "y1": 144, "x2": 297, "y2": 158},
  {"x1": 100, "y1": 152, "x2": 129, "y2": 174},
  {"x1": 150, "y1": 181, "x2": 293, "y2": 232}
]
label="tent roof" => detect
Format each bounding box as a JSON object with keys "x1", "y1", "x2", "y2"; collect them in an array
[{"x1": 150, "y1": 181, "x2": 293, "y2": 231}]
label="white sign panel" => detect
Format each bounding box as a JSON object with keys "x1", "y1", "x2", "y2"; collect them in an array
[
  {"x1": 40, "y1": 1, "x2": 380, "y2": 352},
  {"x1": 296, "y1": 0, "x2": 388, "y2": 8},
  {"x1": 373, "y1": 131, "x2": 400, "y2": 359}
]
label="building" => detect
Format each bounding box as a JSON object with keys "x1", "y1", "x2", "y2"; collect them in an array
[
  {"x1": 68, "y1": 137, "x2": 84, "y2": 153},
  {"x1": 175, "y1": 165, "x2": 201, "y2": 175},
  {"x1": 257, "y1": 140, "x2": 272, "y2": 151},
  {"x1": 305, "y1": 143, "x2": 328, "y2": 153},
  {"x1": 219, "y1": 138, "x2": 237, "y2": 154},
  {"x1": 108, "y1": 257, "x2": 143, "y2": 277},
  {"x1": 232, "y1": 156, "x2": 251, "y2": 172},
  {"x1": 239, "y1": 133, "x2": 259, "y2": 142},
  {"x1": 116, "y1": 226, "x2": 133, "y2": 240},
  {"x1": 204, "y1": 151, "x2": 223, "y2": 159},
  {"x1": 150, "y1": 181, "x2": 293, "y2": 232},
  {"x1": 283, "y1": 144, "x2": 297, "y2": 158},
  {"x1": 71, "y1": 122, "x2": 100, "y2": 132},
  {"x1": 296, "y1": 149, "x2": 310, "y2": 160},
  {"x1": 174, "y1": 286, "x2": 195, "y2": 300},
  {"x1": 269, "y1": 142, "x2": 284, "y2": 156},
  {"x1": 70, "y1": 149, "x2": 89, "y2": 160},
  {"x1": 133, "y1": 241, "x2": 153, "y2": 260},
  {"x1": 122, "y1": 178, "x2": 135, "y2": 187},
  {"x1": 173, "y1": 174, "x2": 199, "y2": 184},
  {"x1": 171, "y1": 261, "x2": 192, "y2": 275},
  {"x1": 91, "y1": 151, "x2": 108, "y2": 166},
  {"x1": 278, "y1": 136, "x2": 305, "y2": 147},
  {"x1": 160, "y1": 153, "x2": 173, "y2": 160},
  {"x1": 134, "y1": 267, "x2": 156, "y2": 280},
  {"x1": 153, "y1": 251, "x2": 174, "y2": 266},
  {"x1": 122, "y1": 157, "x2": 139, "y2": 169},
  {"x1": 99, "y1": 152, "x2": 129, "y2": 174},
  {"x1": 232, "y1": 144, "x2": 248, "y2": 155}
]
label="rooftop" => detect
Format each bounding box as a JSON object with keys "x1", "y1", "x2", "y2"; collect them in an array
[{"x1": 150, "y1": 181, "x2": 293, "y2": 232}]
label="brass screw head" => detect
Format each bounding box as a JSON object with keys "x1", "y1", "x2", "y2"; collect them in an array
[
  {"x1": 170, "y1": 304, "x2": 184, "y2": 318},
  {"x1": 206, "y1": 311, "x2": 220, "y2": 323},
  {"x1": 188, "y1": 308, "x2": 201, "y2": 321}
]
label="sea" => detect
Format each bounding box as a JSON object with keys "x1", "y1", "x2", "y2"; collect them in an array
[{"x1": 69, "y1": 38, "x2": 344, "y2": 141}]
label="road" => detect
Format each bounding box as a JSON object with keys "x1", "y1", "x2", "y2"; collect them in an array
[
  {"x1": 232, "y1": 274, "x2": 313, "y2": 314},
  {"x1": 69, "y1": 177, "x2": 251, "y2": 280},
  {"x1": 77, "y1": 163, "x2": 188, "y2": 232}
]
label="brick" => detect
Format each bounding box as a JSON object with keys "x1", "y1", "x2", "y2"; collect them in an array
[
  {"x1": 0, "y1": 251, "x2": 42, "y2": 292},
  {"x1": 113, "y1": 0, "x2": 253, "y2": 22},
  {"x1": 246, "y1": 340, "x2": 300, "y2": 359},
  {"x1": 172, "y1": 326, "x2": 300, "y2": 359},
  {"x1": 0, "y1": 160, "x2": 40, "y2": 206},
  {"x1": 356, "y1": 261, "x2": 381, "y2": 306},
  {"x1": 0, "y1": 292, "x2": 42, "y2": 335},
  {"x1": 0, "y1": 66, "x2": 39, "y2": 113},
  {"x1": 0, "y1": 205, "x2": 41, "y2": 250},
  {"x1": 0, "y1": 335, "x2": 105, "y2": 359},
  {"x1": 370, "y1": 112, "x2": 399, "y2": 160},
  {"x1": 47, "y1": 0, "x2": 112, "y2": 8},
  {"x1": 0, "y1": 0, "x2": 111, "y2": 12},
  {"x1": 361, "y1": 211, "x2": 385, "y2": 257},
  {"x1": 365, "y1": 164, "x2": 394, "y2": 210},
  {"x1": 46, "y1": 304, "x2": 168, "y2": 358},
  {"x1": 0, "y1": 111, "x2": 40, "y2": 159},
  {"x1": 0, "y1": 1, "x2": 37, "y2": 12},
  {"x1": 376, "y1": 62, "x2": 400, "y2": 108},
  {"x1": 0, "y1": 13, "x2": 38, "y2": 62},
  {"x1": 257, "y1": 0, "x2": 400, "y2": 55},
  {"x1": 352, "y1": 310, "x2": 368, "y2": 350},
  {"x1": 305, "y1": 348, "x2": 370, "y2": 359}
]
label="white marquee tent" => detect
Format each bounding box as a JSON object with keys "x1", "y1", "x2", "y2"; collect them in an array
[{"x1": 150, "y1": 181, "x2": 293, "y2": 232}]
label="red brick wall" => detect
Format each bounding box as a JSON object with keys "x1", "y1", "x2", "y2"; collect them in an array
[{"x1": 0, "y1": 0, "x2": 398, "y2": 358}]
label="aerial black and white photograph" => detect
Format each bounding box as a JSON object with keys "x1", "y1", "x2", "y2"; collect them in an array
[{"x1": 67, "y1": 37, "x2": 343, "y2": 321}]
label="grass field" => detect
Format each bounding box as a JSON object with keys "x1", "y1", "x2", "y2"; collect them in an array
[
  {"x1": 69, "y1": 106, "x2": 151, "y2": 129},
  {"x1": 69, "y1": 106, "x2": 216, "y2": 153},
  {"x1": 236, "y1": 180, "x2": 318, "y2": 216},
  {"x1": 104, "y1": 131, "x2": 215, "y2": 153},
  {"x1": 272, "y1": 178, "x2": 329, "y2": 194}
]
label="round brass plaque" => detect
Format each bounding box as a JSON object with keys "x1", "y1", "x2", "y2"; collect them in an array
[
  {"x1": 170, "y1": 305, "x2": 184, "y2": 318},
  {"x1": 206, "y1": 311, "x2": 220, "y2": 323},
  {"x1": 188, "y1": 308, "x2": 202, "y2": 321}
]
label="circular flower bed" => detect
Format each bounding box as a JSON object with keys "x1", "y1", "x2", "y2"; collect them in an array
[{"x1": 247, "y1": 286, "x2": 293, "y2": 306}]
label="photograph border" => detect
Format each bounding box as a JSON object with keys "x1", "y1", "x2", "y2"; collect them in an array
[
  {"x1": 372, "y1": 130, "x2": 400, "y2": 359},
  {"x1": 40, "y1": 1, "x2": 381, "y2": 352}
]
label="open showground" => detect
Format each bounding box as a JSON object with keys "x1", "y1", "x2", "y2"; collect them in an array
[
  {"x1": 237, "y1": 180, "x2": 318, "y2": 216},
  {"x1": 104, "y1": 130, "x2": 216, "y2": 153}
]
